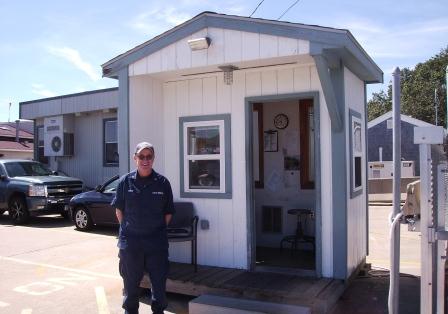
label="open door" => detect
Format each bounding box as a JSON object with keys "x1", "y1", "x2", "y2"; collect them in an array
[{"x1": 251, "y1": 98, "x2": 316, "y2": 274}]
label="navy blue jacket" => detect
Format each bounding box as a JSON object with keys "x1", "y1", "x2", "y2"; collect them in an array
[{"x1": 111, "y1": 170, "x2": 175, "y2": 251}]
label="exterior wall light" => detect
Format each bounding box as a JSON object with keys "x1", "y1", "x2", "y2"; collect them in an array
[
  {"x1": 187, "y1": 37, "x2": 211, "y2": 51},
  {"x1": 218, "y1": 65, "x2": 238, "y2": 85}
]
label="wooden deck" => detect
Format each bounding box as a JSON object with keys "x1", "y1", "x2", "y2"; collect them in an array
[{"x1": 142, "y1": 262, "x2": 346, "y2": 312}]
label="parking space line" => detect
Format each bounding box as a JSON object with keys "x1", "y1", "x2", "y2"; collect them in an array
[
  {"x1": 95, "y1": 286, "x2": 110, "y2": 314},
  {"x1": 21, "y1": 309, "x2": 32, "y2": 314},
  {"x1": 0, "y1": 256, "x2": 121, "y2": 280},
  {"x1": 0, "y1": 301, "x2": 10, "y2": 307}
]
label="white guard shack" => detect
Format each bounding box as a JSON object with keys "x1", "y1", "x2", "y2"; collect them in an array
[{"x1": 102, "y1": 12, "x2": 383, "y2": 280}]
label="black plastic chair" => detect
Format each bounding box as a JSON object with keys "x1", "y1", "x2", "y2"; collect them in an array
[{"x1": 167, "y1": 202, "x2": 199, "y2": 272}]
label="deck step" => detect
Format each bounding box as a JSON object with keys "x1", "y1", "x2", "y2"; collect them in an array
[{"x1": 189, "y1": 294, "x2": 311, "y2": 314}]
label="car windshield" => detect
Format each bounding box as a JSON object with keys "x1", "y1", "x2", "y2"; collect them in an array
[
  {"x1": 103, "y1": 177, "x2": 119, "y2": 193},
  {"x1": 5, "y1": 162, "x2": 53, "y2": 177}
]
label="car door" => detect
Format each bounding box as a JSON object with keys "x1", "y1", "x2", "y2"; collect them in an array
[
  {"x1": 89, "y1": 176, "x2": 119, "y2": 225},
  {"x1": 0, "y1": 164, "x2": 8, "y2": 208}
]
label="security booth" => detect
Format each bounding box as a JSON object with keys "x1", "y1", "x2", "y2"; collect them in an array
[{"x1": 102, "y1": 11, "x2": 382, "y2": 283}]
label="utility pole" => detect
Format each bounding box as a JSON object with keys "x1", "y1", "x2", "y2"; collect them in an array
[
  {"x1": 435, "y1": 88, "x2": 439, "y2": 126},
  {"x1": 8, "y1": 102, "x2": 11, "y2": 122}
]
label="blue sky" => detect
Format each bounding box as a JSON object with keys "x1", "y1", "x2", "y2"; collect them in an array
[{"x1": 0, "y1": 0, "x2": 446, "y2": 122}]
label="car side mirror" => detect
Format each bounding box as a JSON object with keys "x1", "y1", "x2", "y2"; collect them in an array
[
  {"x1": 52, "y1": 171, "x2": 59, "y2": 175},
  {"x1": 95, "y1": 185, "x2": 102, "y2": 192},
  {"x1": 0, "y1": 175, "x2": 6, "y2": 181}
]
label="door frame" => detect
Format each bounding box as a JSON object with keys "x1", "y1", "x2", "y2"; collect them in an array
[{"x1": 244, "y1": 92, "x2": 322, "y2": 277}]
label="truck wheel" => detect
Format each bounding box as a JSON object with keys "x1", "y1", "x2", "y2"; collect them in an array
[
  {"x1": 9, "y1": 196, "x2": 30, "y2": 225},
  {"x1": 74, "y1": 207, "x2": 92, "y2": 230}
]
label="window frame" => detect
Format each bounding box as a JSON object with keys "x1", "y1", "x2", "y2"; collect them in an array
[
  {"x1": 349, "y1": 109, "x2": 363, "y2": 198},
  {"x1": 103, "y1": 118, "x2": 119, "y2": 167},
  {"x1": 179, "y1": 114, "x2": 232, "y2": 199},
  {"x1": 36, "y1": 125, "x2": 48, "y2": 164}
]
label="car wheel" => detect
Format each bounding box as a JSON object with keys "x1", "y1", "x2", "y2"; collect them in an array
[
  {"x1": 74, "y1": 207, "x2": 92, "y2": 230},
  {"x1": 9, "y1": 196, "x2": 30, "y2": 225}
]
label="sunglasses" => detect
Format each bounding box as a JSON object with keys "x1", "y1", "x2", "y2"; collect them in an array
[{"x1": 136, "y1": 154, "x2": 154, "y2": 161}]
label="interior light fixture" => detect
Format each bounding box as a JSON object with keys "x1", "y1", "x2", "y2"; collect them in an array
[{"x1": 187, "y1": 37, "x2": 211, "y2": 51}]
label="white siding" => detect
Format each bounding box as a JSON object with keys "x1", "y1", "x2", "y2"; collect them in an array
[
  {"x1": 310, "y1": 65, "x2": 334, "y2": 278},
  {"x1": 129, "y1": 28, "x2": 310, "y2": 76},
  {"x1": 129, "y1": 62, "x2": 333, "y2": 272},
  {"x1": 129, "y1": 76, "x2": 165, "y2": 173},
  {"x1": 344, "y1": 67, "x2": 367, "y2": 276},
  {"x1": 44, "y1": 111, "x2": 118, "y2": 188}
]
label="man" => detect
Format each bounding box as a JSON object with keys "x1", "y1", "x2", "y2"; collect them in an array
[{"x1": 112, "y1": 142, "x2": 175, "y2": 314}]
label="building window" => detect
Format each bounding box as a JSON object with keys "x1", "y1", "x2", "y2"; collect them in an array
[
  {"x1": 103, "y1": 119, "x2": 118, "y2": 166},
  {"x1": 180, "y1": 114, "x2": 231, "y2": 198},
  {"x1": 37, "y1": 126, "x2": 48, "y2": 164},
  {"x1": 349, "y1": 110, "x2": 363, "y2": 198}
]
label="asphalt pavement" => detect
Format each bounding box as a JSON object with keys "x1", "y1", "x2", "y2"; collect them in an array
[{"x1": 0, "y1": 205, "x2": 421, "y2": 314}]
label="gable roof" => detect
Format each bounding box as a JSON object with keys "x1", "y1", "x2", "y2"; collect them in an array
[
  {"x1": 102, "y1": 11, "x2": 382, "y2": 83},
  {"x1": 368, "y1": 111, "x2": 435, "y2": 129}
]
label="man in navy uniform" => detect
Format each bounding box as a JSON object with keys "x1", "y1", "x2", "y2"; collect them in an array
[{"x1": 112, "y1": 142, "x2": 175, "y2": 314}]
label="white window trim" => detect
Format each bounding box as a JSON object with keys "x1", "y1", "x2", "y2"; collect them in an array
[
  {"x1": 183, "y1": 120, "x2": 225, "y2": 193},
  {"x1": 350, "y1": 110, "x2": 363, "y2": 197}
]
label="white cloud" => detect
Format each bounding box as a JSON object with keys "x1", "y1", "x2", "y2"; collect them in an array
[
  {"x1": 332, "y1": 17, "x2": 448, "y2": 62},
  {"x1": 31, "y1": 84, "x2": 56, "y2": 98},
  {"x1": 47, "y1": 46, "x2": 101, "y2": 81},
  {"x1": 129, "y1": 7, "x2": 192, "y2": 35}
]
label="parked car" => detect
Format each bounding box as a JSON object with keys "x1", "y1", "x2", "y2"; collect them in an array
[
  {"x1": 0, "y1": 159, "x2": 84, "y2": 224},
  {"x1": 69, "y1": 175, "x2": 119, "y2": 230}
]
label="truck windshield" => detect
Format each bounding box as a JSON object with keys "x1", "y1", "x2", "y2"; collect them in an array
[{"x1": 5, "y1": 162, "x2": 53, "y2": 177}]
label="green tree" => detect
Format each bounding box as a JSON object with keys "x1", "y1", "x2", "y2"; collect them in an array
[{"x1": 368, "y1": 46, "x2": 448, "y2": 125}]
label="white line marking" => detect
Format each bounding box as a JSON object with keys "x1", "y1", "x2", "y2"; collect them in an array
[
  {"x1": 0, "y1": 301, "x2": 10, "y2": 307},
  {"x1": 0, "y1": 256, "x2": 121, "y2": 280},
  {"x1": 21, "y1": 309, "x2": 32, "y2": 314},
  {"x1": 95, "y1": 286, "x2": 110, "y2": 314}
]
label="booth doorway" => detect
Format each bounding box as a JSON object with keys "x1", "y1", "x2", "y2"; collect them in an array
[{"x1": 249, "y1": 97, "x2": 318, "y2": 274}]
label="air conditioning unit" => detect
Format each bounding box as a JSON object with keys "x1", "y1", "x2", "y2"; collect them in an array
[{"x1": 44, "y1": 115, "x2": 74, "y2": 156}]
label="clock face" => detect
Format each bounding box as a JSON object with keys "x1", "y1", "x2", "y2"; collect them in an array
[{"x1": 274, "y1": 113, "x2": 289, "y2": 129}]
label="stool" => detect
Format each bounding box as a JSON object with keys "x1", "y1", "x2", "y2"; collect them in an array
[{"x1": 280, "y1": 208, "x2": 315, "y2": 254}]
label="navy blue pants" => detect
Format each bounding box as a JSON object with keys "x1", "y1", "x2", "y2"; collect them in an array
[{"x1": 119, "y1": 248, "x2": 169, "y2": 314}]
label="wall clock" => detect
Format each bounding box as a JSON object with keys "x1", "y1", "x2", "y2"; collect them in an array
[{"x1": 274, "y1": 113, "x2": 289, "y2": 129}]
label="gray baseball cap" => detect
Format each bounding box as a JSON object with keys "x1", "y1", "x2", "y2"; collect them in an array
[{"x1": 134, "y1": 142, "x2": 154, "y2": 155}]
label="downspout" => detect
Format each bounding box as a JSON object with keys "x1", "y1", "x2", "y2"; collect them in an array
[{"x1": 388, "y1": 67, "x2": 402, "y2": 314}]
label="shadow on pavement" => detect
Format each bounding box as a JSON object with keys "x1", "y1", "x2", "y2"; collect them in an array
[
  {"x1": 0, "y1": 212, "x2": 118, "y2": 237},
  {"x1": 331, "y1": 269, "x2": 420, "y2": 314}
]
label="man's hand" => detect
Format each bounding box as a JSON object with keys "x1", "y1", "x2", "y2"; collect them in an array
[
  {"x1": 116, "y1": 208, "x2": 123, "y2": 223},
  {"x1": 165, "y1": 214, "x2": 172, "y2": 226}
]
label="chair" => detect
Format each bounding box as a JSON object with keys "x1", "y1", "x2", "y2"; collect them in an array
[
  {"x1": 280, "y1": 208, "x2": 315, "y2": 254},
  {"x1": 167, "y1": 202, "x2": 199, "y2": 272}
]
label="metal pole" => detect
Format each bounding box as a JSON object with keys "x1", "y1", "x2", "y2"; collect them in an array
[
  {"x1": 388, "y1": 67, "x2": 401, "y2": 314},
  {"x1": 435, "y1": 88, "x2": 438, "y2": 126}
]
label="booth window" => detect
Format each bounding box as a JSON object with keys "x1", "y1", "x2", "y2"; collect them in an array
[
  {"x1": 179, "y1": 114, "x2": 231, "y2": 198},
  {"x1": 103, "y1": 118, "x2": 119, "y2": 166},
  {"x1": 349, "y1": 110, "x2": 363, "y2": 198},
  {"x1": 36, "y1": 126, "x2": 48, "y2": 164}
]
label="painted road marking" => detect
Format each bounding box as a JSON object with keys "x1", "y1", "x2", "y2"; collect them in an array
[
  {"x1": 0, "y1": 301, "x2": 10, "y2": 307},
  {"x1": 14, "y1": 273, "x2": 97, "y2": 296},
  {"x1": 21, "y1": 309, "x2": 32, "y2": 314},
  {"x1": 95, "y1": 286, "x2": 110, "y2": 314},
  {"x1": 0, "y1": 256, "x2": 120, "y2": 280}
]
